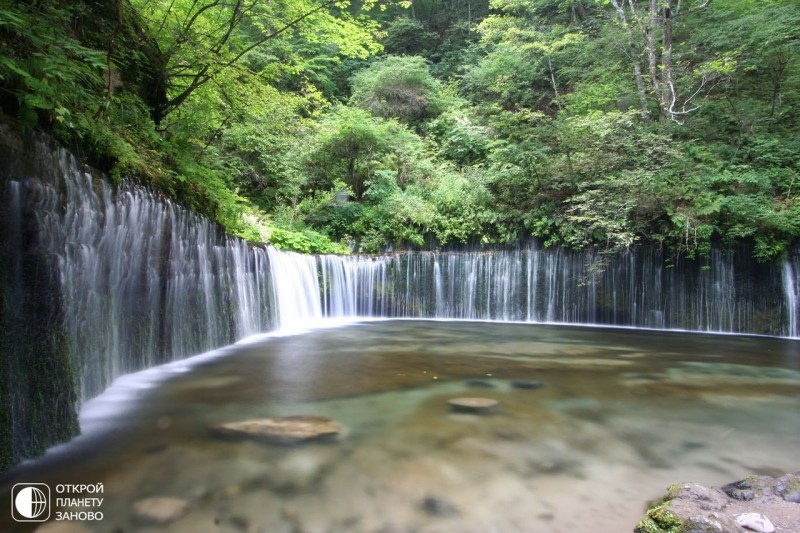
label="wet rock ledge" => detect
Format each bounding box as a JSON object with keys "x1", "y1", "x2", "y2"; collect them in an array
[{"x1": 635, "y1": 473, "x2": 800, "y2": 533}]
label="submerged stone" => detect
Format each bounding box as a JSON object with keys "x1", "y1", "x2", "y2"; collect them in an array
[
  {"x1": 422, "y1": 494, "x2": 459, "y2": 517},
  {"x1": 510, "y1": 380, "x2": 544, "y2": 390},
  {"x1": 447, "y1": 397, "x2": 499, "y2": 413},
  {"x1": 132, "y1": 496, "x2": 189, "y2": 525},
  {"x1": 266, "y1": 447, "x2": 340, "y2": 492},
  {"x1": 34, "y1": 523, "x2": 92, "y2": 533},
  {"x1": 466, "y1": 379, "x2": 496, "y2": 388},
  {"x1": 212, "y1": 415, "x2": 344, "y2": 445}
]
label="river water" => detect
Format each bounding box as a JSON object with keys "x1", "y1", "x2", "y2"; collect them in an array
[{"x1": 2, "y1": 320, "x2": 798, "y2": 532}]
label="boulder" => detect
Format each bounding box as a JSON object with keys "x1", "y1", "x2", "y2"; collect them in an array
[{"x1": 636, "y1": 475, "x2": 800, "y2": 533}]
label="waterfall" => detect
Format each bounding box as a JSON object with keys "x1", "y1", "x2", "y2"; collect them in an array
[
  {"x1": 783, "y1": 249, "x2": 800, "y2": 338},
  {"x1": 265, "y1": 247, "x2": 322, "y2": 328},
  {"x1": 295, "y1": 246, "x2": 790, "y2": 334},
  {"x1": 3, "y1": 136, "x2": 800, "y2": 411},
  {"x1": 4, "y1": 142, "x2": 278, "y2": 401}
]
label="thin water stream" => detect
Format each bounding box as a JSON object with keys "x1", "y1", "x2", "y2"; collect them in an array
[{"x1": 2, "y1": 320, "x2": 798, "y2": 532}]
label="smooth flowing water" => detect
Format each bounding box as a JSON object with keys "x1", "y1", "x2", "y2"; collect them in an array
[{"x1": 2, "y1": 320, "x2": 798, "y2": 533}]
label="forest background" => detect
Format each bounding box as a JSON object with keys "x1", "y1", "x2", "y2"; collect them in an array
[{"x1": 1, "y1": 0, "x2": 798, "y2": 261}]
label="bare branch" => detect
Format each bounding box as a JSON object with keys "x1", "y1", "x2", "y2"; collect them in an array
[{"x1": 672, "y1": 0, "x2": 712, "y2": 19}]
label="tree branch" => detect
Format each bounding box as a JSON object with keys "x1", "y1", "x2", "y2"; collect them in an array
[
  {"x1": 160, "y1": 0, "x2": 343, "y2": 118},
  {"x1": 225, "y1": 0, "x2": 340, "y2": 67},
  {"x1": 672, "y1": 0, "x2": 711, "y2": 19},
  {"x1": 208, "y1": 0, "x2": 244, "y2": 55}
]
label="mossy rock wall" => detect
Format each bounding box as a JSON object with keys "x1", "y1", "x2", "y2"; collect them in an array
[{"x1": 0, "y1": 119, "x2": 79, "y2": 472}]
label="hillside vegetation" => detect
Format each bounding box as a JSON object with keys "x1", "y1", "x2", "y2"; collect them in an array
[{"x1": 1, "y1": 0, "x2": 798, "y2": 259}]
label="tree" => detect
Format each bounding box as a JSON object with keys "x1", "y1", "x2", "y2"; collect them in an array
[
  {"x1": 603, "y1": 0, "x2": 717, "y2": 122},
  {"x1": 132, "y1": 0, "x2": 397, "y2": 123},
  {"x1": 296, "y1": 106, "x2": 430, "y2": 198},
  {"x1": 382, "y1": 18, "x2": 438, "y2": 56},
  {"x1": 349, "y1": 55, "x2": 446, "y2": 126}
]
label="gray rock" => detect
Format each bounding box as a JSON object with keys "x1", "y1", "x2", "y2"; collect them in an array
[
  {"x1": 722, "y1": 479, "x2": 758, "y2": 501},
  {"x1": 730, "y1": 489, "x2": 755, "y2": 501},
  {"x1": 683, "y1": 512, "x2": 744, "y2": 533},
  {"x1": 132, "y1": 496, "x2": 189, "y2": 525},
  {"x1": 784, "y1": 492, "x2": 800, "y2": 504},
  {"x1": 774, "y1": 473, "x2": 800, "y2": 499},
  {"x1": 734, "y1": 512, "x2": 775, "y2": 532},
  {"x1": 638, "y1": 475, "x2": 799, "y2": 533},
  {"x1": 722, "y1": 476, "x2": 786, "y2": 501},
  {"x1": 682, "y1": 515, "x2": 724, "y2": 533},
  {"x1": 668, "y1": 483, "x2": 728, "y2": 512}
]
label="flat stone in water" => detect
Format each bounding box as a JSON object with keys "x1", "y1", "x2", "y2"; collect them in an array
[
  {"x1": 447, "y1": 397, "x2": 499, "y2": 413},
  {"x1": 132, "y1": 497, "x2": 189, "y2": 525},
  {"x1": 212, "y1": 415, "x2": 344, "y2": 445},
  {"x1": 510, "y1": 380, "x2": 544, "y2": 390},
  {"x1": 466, "y1": 379, "x2": 496, "y2": 388}
]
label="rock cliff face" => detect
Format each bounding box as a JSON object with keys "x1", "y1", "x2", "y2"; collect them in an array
[
  {"x1": 0, "y1": 120, "x2": 79, "y2": 472},
  {"x1": 635, "y1": 474, "x2": 800, "y2": 533}
]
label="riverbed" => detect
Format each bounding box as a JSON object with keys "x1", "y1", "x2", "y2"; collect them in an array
[{"x1": 2, "y1": 320, "x2": 799, "y2": 532}]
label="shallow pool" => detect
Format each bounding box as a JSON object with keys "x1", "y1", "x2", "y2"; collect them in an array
[{"x1": 3, "y1": 320, "x2": 799, "y2": 532}]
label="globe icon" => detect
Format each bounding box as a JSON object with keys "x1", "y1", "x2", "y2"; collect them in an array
[{"x1": 15, "y1": 486, "x2": 48, "y2": 519}]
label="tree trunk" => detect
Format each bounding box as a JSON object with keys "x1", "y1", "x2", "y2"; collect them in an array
[
  {"x1": 633, "y1": 62, "x2": 650, "y2": 118},
  {"x1": 661, "y1": 2, "x2": 676, "y2": 119},
  {"x1": 623, "y1": 0, "x2": 712, "y2": 122},
  {"x1": 611, "y1": 0, "x2": 650, "y2": 119},
  {"x1": 646, "y1": 0, "x2": 660, "y2": 98}
]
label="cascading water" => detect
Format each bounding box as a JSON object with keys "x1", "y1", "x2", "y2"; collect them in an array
[
  {"x1": 299, "y1": 247, "x2": 793, "y2": 335},
  {"x1": 4, "y1": 141, "x2": 278, "y2": 402},
  {"x1": 265, "y1": 247, "x2": 322, "y2": 328},
  {"x1": 783, "y1": 248, "x2": 800, "y2": 338},
  {"x1": 2, "y1": 134, "x2": 800, "y2": 463}
]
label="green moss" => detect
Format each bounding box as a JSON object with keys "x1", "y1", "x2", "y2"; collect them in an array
[
  {"x1": 785, "y1": 477, "x2": 800, "y2": 492},
  {"x1": 634, "y1": 502, "x2": 685, "y2": 533},
  {"x1": 0, "y1": 237, "x2": 79, "y2": 472}
]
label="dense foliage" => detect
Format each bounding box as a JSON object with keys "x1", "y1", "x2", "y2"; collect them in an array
[{"x1": 1, "y1": 0, "x2": 798, "y2": 258}]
